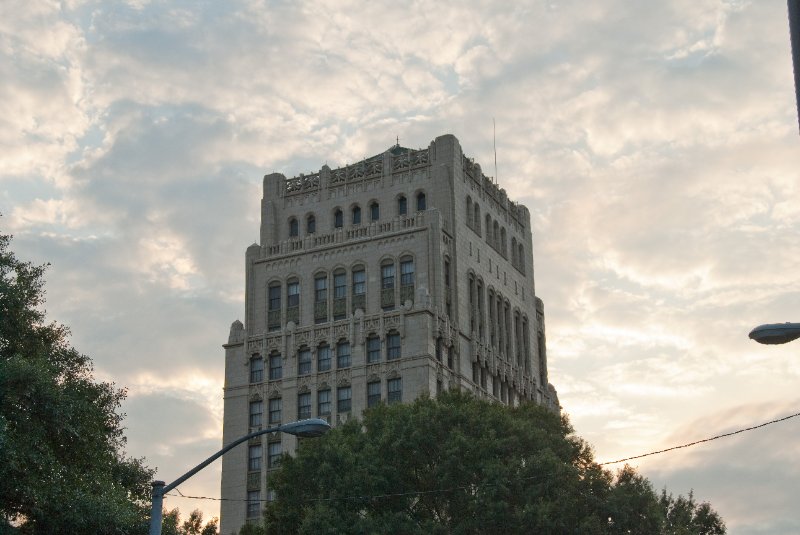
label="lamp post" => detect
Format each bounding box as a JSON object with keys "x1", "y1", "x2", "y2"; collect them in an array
[
  {"x1": 148, "y1": 418, "x2": 331, "y2": 535},
  {"x1": 748, "y1": 322, "x2": 800, "y2": 344}
]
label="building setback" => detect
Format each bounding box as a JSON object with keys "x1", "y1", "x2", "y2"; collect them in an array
[{"x1": 219, "y1": 133, "x2": 559, "y2": 533}]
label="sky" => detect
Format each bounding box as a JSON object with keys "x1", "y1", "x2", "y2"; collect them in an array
[{"x1": 2, "y1": 0, "x2": 799, "y2": 532}]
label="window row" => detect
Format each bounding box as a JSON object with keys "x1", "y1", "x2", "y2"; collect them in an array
[
  {"x1": 247, "y1": 378, "x2": 403, "y2": 430},
  {"x1": 467, "y1": 195, "x2": 525, "y2": 274},
  {"x1": 472, "y1": 362, "x2": 524, "y2": 405},
  {"x1": 266, "y1": 257, "x2": 415, "y2": 330},
  {"x1": 286, "y1": 192, "x2": 427, "y2": 238},
  {"x1": 248, "y1": 333, "x2": 402, "y2": 383},
  {"x1": 467, "y1": 275, "x2": 533, "y2": 372}
]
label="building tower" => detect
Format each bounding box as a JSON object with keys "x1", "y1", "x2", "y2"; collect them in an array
[{"x1": 219, "y1": 134, "x2": 559, "y2": 533}]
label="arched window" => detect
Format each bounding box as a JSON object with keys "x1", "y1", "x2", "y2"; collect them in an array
[
  {"x1": 333, "y1": 269, "x2": 346, "y2": 320},
  {"x1": 297, "y1": 346, "x2": 311, "y2": 376},
  {"x1": 381, "y1": 260, "x2": 396, "y2": 310},
  {"x1": 351, "y1": 265, "x2": 365, "y2": 313},
  {"x1": 336, "y1": 340, "x2": 351, "y2": 368},
  {"x1": 398, "y1": 195, "x2": 407, "y2": 216},
  {"x1": 518, "y1": 244, "x2": 525, "y2": 273},
  {"x1": 400, "y1": 256, "x2": 414, "y2": 304},
  {"x1": 493, "y1": 221, "x2": 500, "y2": 249},
  {"x1": 307, "y1": 215, "x2": 316, "y2": 234},
  {"x1": 474, "y1": 203, "x2": 481, "y2": 235},
  {"x1": 352, "y1": 205, "x2": 361, "y2": 225},
  {"x1": 466, "y1": 196, "x2": 473, "y2": 226},
  {"x1": 286, "y1": 278, "x2": 300, "y2": 324},
  {"x1": 501, "y1": 227, "x2": 507, "y2": 258},
  {"x1": 370, "y1": 202, "x2": 380, "y2": 221},
  {"x1": 366, "y1": 334, "x2": 381, "y2": 363},
  {"x1": 289, "y1": 218, "x2": 299, "y2": 237},
  {"x1": 267, "y1": 282, "x2": 281, "y2": 332},
  {"x1": 334, "y1": 209, "x2": 343, "y2": 228},
  {"x1": 317, "y1": 343, "x2": 331, "y2": 371},
  {"x1": 416, "y1": 192, "x2": 426, "y2": 211},
  {"x1": 511, "y1": 237, "x2": 517, "y2": 266},
  {"x1": 485, "y1": 214, "x2": 492, "y2": 244}
]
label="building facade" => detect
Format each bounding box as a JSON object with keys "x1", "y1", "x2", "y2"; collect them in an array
[{"x1": 219, "y1": 134, "x2": 559, "y2": 534}]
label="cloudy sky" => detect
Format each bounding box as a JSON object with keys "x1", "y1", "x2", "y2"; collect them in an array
[{"x1": 2, "y1": 0, "x2": 799, "y2": 532}]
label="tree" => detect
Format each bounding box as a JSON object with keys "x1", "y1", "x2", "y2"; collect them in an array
[
  {"x1": 0, "y1": 230, "x2": 154, "y2": 533},
  {"x1": 161, "y1": 508, "x2": 218, "y2": 535},
  {"x1": 262, "y1": 391, "x2": 725, "y2": 534},
  {"x1": 660, "y1": 490, "x2": 725, "y2": 535}
]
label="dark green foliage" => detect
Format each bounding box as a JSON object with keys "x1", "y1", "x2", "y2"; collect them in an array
[
  {"x1": 0, "y1": 230, "x2": 154, "y2": 533},
  {"x1": 660, "y1": 490, "x2": 725, "y2": 535},
  {"x1": 162, "y1": 508, "x2": 218, "y2": 535},
  {"x1": 262, "y1": 391, "x2": 725, "y2": 535}
]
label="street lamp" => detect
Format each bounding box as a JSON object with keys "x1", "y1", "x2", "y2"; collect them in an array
[
  {"x1": 748, "y1": 322, "x2": 800, "y2": 344},
  {"x1": 148, "y1": 418, "x2": 331, "y2": 535}
]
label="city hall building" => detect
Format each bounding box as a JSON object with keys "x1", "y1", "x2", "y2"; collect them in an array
[{"x1": 219, "y1": 134, "x2": 559, "y2": 533}]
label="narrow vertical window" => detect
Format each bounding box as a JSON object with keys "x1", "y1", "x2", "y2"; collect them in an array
[
  {"x1": 286, "y1": 279, "x2": 299, "y2": 325},
  {"x1": 381, "y1": 261, "x2": 395, "y2": 310},
  {"x1": 268, "y1": 398, "x2": 281, "y2": 424},
  {"x1": 436, "y1": 337, "x2": 443, "y2": 362},
  {"x1": 297, "y1": 392, "x2": 311, "y2": 419},
  {"x1": 289, "y1": 218, "x2": 298, "y2": 237},
  {"x1": 370, "y1": 202, "x2": 380, "y2": 221},
  {"x1": 249, "y1": 400, "x2": 262, "y2": 428},
  {"x1": 268, "y1": 283, "x2": 281, "y2": 331},
  {"x1": 250, "y1": 355, "x2": 263, "y2": 383},
  {"x1": 297, "y1": 347, "x2": 311, "y2": 375},
  {"x1": 267, "y1": 441, "x2": 282, "y2": 468},
  {"x1": 247, "y1": 491, "x2": 260, "y2": 518},
  {"x1": 317, "y1": 389, "x2": 331, "y2": 415},
  {"x1": 352, "y1": 205, "x2": 361, "y2": 225},
  {"x1": 351, "y1": 267, "x2": 365, "y2": 313},
  {"x1": 333, "y1": 270, "x2": 346, "y2": 320},
  {"x1": 317, "y1": 343, "x2": 331, "y2": 372},
  {"x1": 268, "y1": 353, "x2": 282, "y2": 380},
  {"x1": 397, "y1": 196, "x2": 407, "y2": 215},
  {"x1": 387, "y1": 377, "x2": 402, "y2": 404},
  {"x1": 248, "y1": 444, "x2": 262, "y2": 471},
  {"x1": 400, "y1": 257, "x2": 414, "y2": 304},
  {"x1": 367, "y1": 381, "x2": 381, "y2": 407},
  {"x1": 314, "y1": 274, "x2": 328, "y2": 324},
  {"x1": 367, "y1": 335, "x2": 381, "y2": 363},
  {"x1": 307, "y1": 215, "x2": 316, "y2": 234},
  {"x1": 334, "y1": 209, "x2": 343, "y2": 228},
  {"x1": 337, "y1": 386, "x2": 352, "y2": 412},
  {"x1": 336, "y1": 340, "x2": 351, "y2": 368},
  {"x1": 416, "y1": 192, "x2": 426, "y2": 211},
  {"x1": 386, "y1": 331, "x2": 401, "y2": 360}
]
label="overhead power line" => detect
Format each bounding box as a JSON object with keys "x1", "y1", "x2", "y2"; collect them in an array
[{"x1": 164, "y1": 409, "x2": 800, "y2": 503}]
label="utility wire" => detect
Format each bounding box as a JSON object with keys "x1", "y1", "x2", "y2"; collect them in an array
[
  {"x1": 598, "y1": 409, "x2": 800, "y2": 465},
  {"x1": 164, "y1": 408, "x2": 800, "y2": 503}
]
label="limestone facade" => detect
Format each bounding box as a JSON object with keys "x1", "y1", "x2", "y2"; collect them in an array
[{"x1": 219, "y1": 134, "x2": 559, "y2": 534}]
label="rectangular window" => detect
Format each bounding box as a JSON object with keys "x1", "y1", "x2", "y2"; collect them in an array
[
  {"x1": 287, "y1": 281, "x2": 300, "y2": 307},
  {"x1": 250, "y1": 357, "x2": 263, "y2": 383},
  {"x1": 267, "y1": 441, "x2": 282, "y2": 468},
  {"x1": 367, "y1": 380, "x2": 381, "y2": 408},
  {"x1": 337, "y1": 386, "x2": 352, "y2": 412},
  {"x1": 248, "y1": 444, "x2": 262, "y2": 471},
  {"x1": 367, "y1": 336, "x2": 381, "y2": 363},
  {"x1": 249, "y1": 400, "x2": 263, "y2": 428},
  {"x1": 297, "y1": 348, "x2": 311, "y2": 376},
  {"x1": 298, "y1": 392, "x2": 311, "y2": 420},
  {"x1": 268, "y1": 354, "x2": 282, "y2": 380},
  {"x1": 247, "y1": 491, "x2": 260, "y2": 518},
  {"x1": 400, "y1": 259, "x2": 414, "y2": 287},
  {"x1": 336, "y1": 341, "x2": 351, "y2": 369},
  {"x1": 317, "y1": 344, "x2": 331, "y2": 372},
  {"x1": 388, "y1": 378, "x2": 402, "y2": 404},
  {"x1": 315, "y1": 275, "x2": 327, "y2": 302},
  {"x1": 318, "y1": 389, "x2": 331, "y2": 415},
  {"x1": 268, "y1": 398, "x2": 281, "y2": 424},
  {"x1": 386, "y1": 333, "x2": 401, "y2": 360},
  {"x1": 268, "y1": 285, "x2": 281, "y2": 311},
  {"x1": 352, "y1": 269, "x2": 365, "y2": 296},
  {"x1": 381, "y1": 264, "x2": 395, "y2": 289},
  {"x1": 370, "y1": 203, "x2": 379, "y2": 221},
  {"x1": 334, "y1": 272, "x2": 346, "y2": 299}
]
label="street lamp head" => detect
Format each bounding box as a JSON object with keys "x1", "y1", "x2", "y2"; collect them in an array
[
  {"x1": 279, "y1": 418, "x2": 332, "y2": 438},
  {"x1": 748, "y1": 322, "x2": 800, "y2": 345}
]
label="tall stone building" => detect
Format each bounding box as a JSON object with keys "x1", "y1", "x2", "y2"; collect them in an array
[{"x1": 219, "y1": 134, "x2": 558, "y2": 534}]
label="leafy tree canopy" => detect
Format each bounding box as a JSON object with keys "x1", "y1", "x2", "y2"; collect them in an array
[
  {"x1": 261, "y1": 391, "x2": 725, "y2": 535},
  {"x1": 0, "y1": 230, "x2": 154, "y2": 533},
  {"x1": 161, "y1": 508, "x2": 218, "y2": 535}
]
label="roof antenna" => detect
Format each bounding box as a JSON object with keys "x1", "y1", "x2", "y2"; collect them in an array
[
  {"x1": 396, "y1": 135, "x2": 400, "y2": 146},
  {"x1": 493, "y1": 118, "x2": 498, "y2": 185}
]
